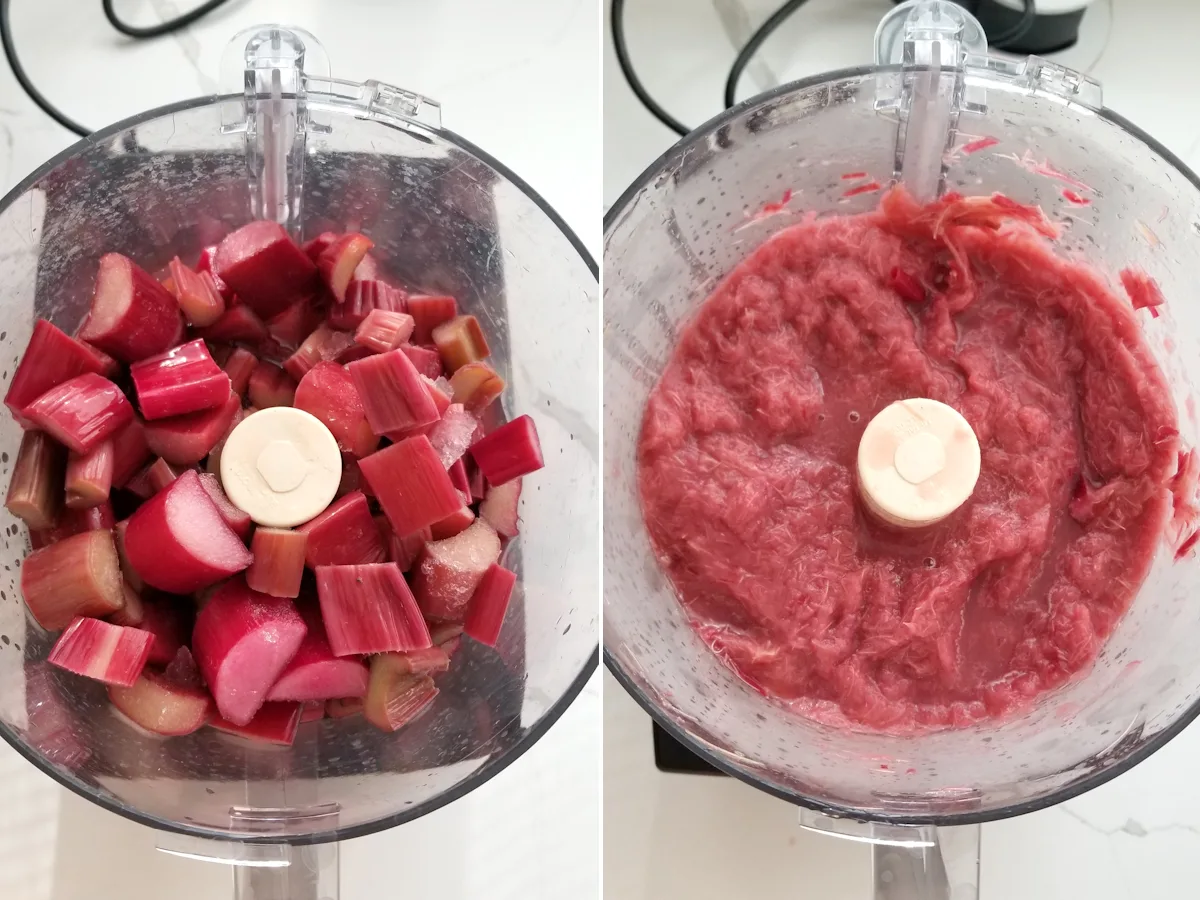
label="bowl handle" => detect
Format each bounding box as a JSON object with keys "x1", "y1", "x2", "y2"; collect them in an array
[{"x1": 156, "y1": 834, "x2": 340, "y2": 900}]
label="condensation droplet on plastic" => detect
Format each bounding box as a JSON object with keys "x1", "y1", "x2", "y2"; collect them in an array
[
  {"x1": 848, "y1": 410, "x2": 860, "y2": 423},
  {"x1": 924, "y1": 557, "x2": 936, "y2": 568}
]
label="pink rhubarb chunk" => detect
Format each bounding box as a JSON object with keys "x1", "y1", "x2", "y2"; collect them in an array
[
  {"x1": 49, "y1": 617, "x2": 153, "y2": 686},
  {"x1": 65, "y1": 440, "x2": 114, "y2": 509},
  {"x1": 193, "y1": 580, "x2": 307, "y2": 726},
  {"x1": 347, "y1": 349, "x2": 440, "y2": 435},
  {"x1": 143, "y1": 392, "x2": 240, "y2": 466},
  {"x1": 479, "y1": 477, "x2": 522, "y2": 537},
  {"x1": 464, "y1": 563, "x2": 518, "y2": 647},
  {"x1": 211, "y1": 701, "x2": 303, "y2": 745},
  {"x1": 469, "y1": 415, "x2": 544, "y2": 486},
  {"x1": 411, "y1": 519, "x2": 501, "y2": 623},
  {"x1": 293, "y1": 362, "x2": 378, "y2": 458},
  {"x1": 318, "y1": 232, "x2": 375, "y2": 303},
  {"x1": 123, "y1": 469, "x2": 253, "y2": 593},
  {"x1": 364, "y1": 661, "x2": 438, "y2": 733},
  {"x1": 246, "y1": 528, "x2": 307, "y2": 598},
  {"x1": 407, "y1": 295, "x2": 458, "y2": 344},
  {"x1": 329, "y1": 280, "x2": 406, "y2": 331},
  {"x1": 110, "y1": 416, "x2": 152, "y2": 487},
  {"x1": 198, "y1": 473, "x2": 252, "y2": 539},
  {"x1": 131, "y1": 339, "x2": 231, "y2": 420},
  {"x1": 109, "y1": 669, "x2": 211, "y2": 736},
  {"x1": 5, "y1": 321, "x2": 111, "y2": 424},
  {"x1": 213, "y1": 221, "x2": 318, "y2": 319},
  {"x1": 77, "y1": 253, "x2": 185, "y2": 362},
  {"x1": 297, "y1": 491, "x2": 386, "y2": 567},
  {"x1": 24, "y1": 373, "x2": 134, "y2": 454},
  {"x1": 315, "y1": 562, "x2": 432, "y2": 656},
  {"x1": 283, "y1": 324, "x2": 357, "y2": 382},
  {"x1": 360, "y1": 435, "x2": 463, "y2": 535},
  {"x1": 247, "y1": 362, "x2": 297, "y2": 409},
  {"x1": 168, "y1": 257, "x2": 225, "y2": 327},
  {"x1": 6, "y1": 430, "x2": 65, "y2": 529},
  {"x1": 266, "y1": 610, "x2": 369, "y2": 701},
  {"x1": 397, "y1": 343, "x2": 443, "y2": 379},
  {"x1": 355, "y1": 310, "x2": 415, "y2": 353},
  {"x1": 196, "y1": 305, "x2": 269, "y2": 343}
]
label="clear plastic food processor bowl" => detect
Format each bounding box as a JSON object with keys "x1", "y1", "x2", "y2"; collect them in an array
[
  {"x1": 605, "y1": 1, "x2": 1200, "y2": 896},
  {"x1": 0, "y1": 24, "x2": 598, "y2": 897}
]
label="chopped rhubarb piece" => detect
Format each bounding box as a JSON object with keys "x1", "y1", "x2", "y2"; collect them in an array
[
  {"x1": 163, "y1": 644, "x2": 204, "y2": 689},
  {"x1": 5, "y1": 321, "x2": 111, "y2": 423},
  {"x1": 24, "y1": 373, "x2": 134, "y2": 454},
  {"x1": 267, "y1": 610, "x2": 369, "y2": 701},
  {"x1": 80, "y1": 343, "x2": 121, "y2": 378},
  {"x1": 124, "y1": 470, "x2": 253, "y2": 593},
  {"x1": 213, "y1": 221, "x2": 318, "y2": 319},
  {"x1": 300, "y1": 700, "x2": 326, "y2": 723},
  {"x1": 21, "y1": 529, "x2": 125, "y2": 629},
  {"x1": 197, "y1": 473, "x2": 251, "y2": 539},
  {"x1": 386, "y1": 646, "x2": 451, "y2": 676},
  {"x1": 326, "y1": 696, "x2": 363, "y2": 718},
  {"x1": 293, "y1": 362, "x2": 378, "y2": 458},
  {"x1": 411, "y1": 519, "x2": 501, "y2": 623},
  {"x1": 407, "y1": 295, "x2": 458, "y2": 344},
  {"x1": 204, "y1": 404, "x2": 245, "y2": 475},
  {"x1": 430, "y1": 506, "x2": 476, "y2": 540},
  {"x1": 108, "y1": 581, "x2": 144, "y2": 626},
  {"x1": 32, "y1": 502, "x2": 115, "y2": 549},
  {"x1": 247, "y1": 361, "x2": 297, "y2": 409},
  {"x1": 378, "y1": 517, "x2": 430, "y2": 572},
  {"x1": 360, "y1": 435, "x2": 462, "y2": 535},
  {"x1": 398, "y1": 343, "x2": 444, "y2": 379},
  {"x1": 123, "y1": 466, "x2": 154, "y2": 500},
  {"x1": 468, "y1": 459, "x2": 486, "y2": 500},
  {"x1": 318, "y1": 233, "x2": 375, "y2": 302},
  {"x1": 297, "y1": 491, "x2": 386, "y2": 567},
  {"x1": 316, "y1": 562, "x2": 431, "y2": 655},
  {"x1": 479, "y1": 477, "x2": 521, "y2": 537},
  {"x1": 1121, "y1": 268, "x2": 1166, "y2": 314},
  {"x1": 113, "y1": 520, "x2": 144, "y2": 592},
  {"x1": 449, "y1": 361, "x2": 505, "y2": 413},
  {"x1": 145, "y1": 457, "x2": 181, "y2": 494},
  {"x1": 429, "y1": 622, "x2": 464, "y2": 646},
  {"x1": 49, "y1": 617, "x2": 153, "y2": 686},
  {"x1": 65, "y1": 440, "x2": 114, "y2": 509},
  {"x1": 223, "y1": 347, "x2": 258, "y2": 396},
  {"x1": 448, "y1": 459, "x2": 470, "y2": 496},
  {"x1": 267, "y1": 297, "x2": 324, "y2": 350},
  {"x1": 302, "y1": 231, "x2": 338, "y2": 262},
  {"x1": 211, "y1": 701, "x2": 303, "y2": 745},
  {"x1": 284, "y1": 324, "x2": 357, "y2": 381},
  {"x1": 329, "y1": 280, "x2": 406, "y2": 330},
  {"x1": 144, "y1": 392, "x2": 240, "y2": 466},
  {"x1": 464, "y1": 563, "x2": 517, "y2": 647},
  {"x1": 6, "y1": 430, "x2": 65, "y2": 529},
  {"x1": 131, "y1": 339, "x2": 230, "y2": 420},
  {"x1": 469, "y1": 415, "x2": 544, "y2": 486},
  {"x1": 196, "y1": 304, "x2": 269, "y2": 343},
  {"x1": 355, "y1": 310, "x2": 415, "y2": 353},
  {"x1": 347, "y1": 349, "x2": 440, "y2": 435},
  {"x1": 109, "y1": 669, "x2": 211, "y2": 736},
  {"x1": 429, "y1": 404, "x2": 481, "y2": 468},
  {"x1": 431, "y1": 315, "x2": 490, "y2": 373},
  {"x1": 168, "y1": 257, "x2": 225, "y2": 326},
  {"x1": 193, "y1": 580, "x2": 307, "y2": 726},
  {"x1": 77, "y1": 253, "x2": 185, "y2": 362},
  {"x1": 110, "y1": 417, "x2": 151, "y2": 488},
  {"x1": 138, "y1": 595, "x2": 189, "y2": 665},
  {"x1": 246, "y1": 528, "x2": 307, "y2": 597},
  {"x1": 364, "y1": 663, "x2": 438, "y2": 733}
]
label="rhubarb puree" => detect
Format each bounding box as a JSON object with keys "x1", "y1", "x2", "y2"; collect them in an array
[{"x1": 638, "y1": 188, "x2": 1179, "y2": 731}]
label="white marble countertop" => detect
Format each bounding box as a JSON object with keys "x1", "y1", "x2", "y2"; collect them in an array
[
  {"x1": 604, "y1": 0, "x2": 1200, "y2": 897},
  {"x1": 0, "y1": 1, "x2": 599, "y2": 898}
]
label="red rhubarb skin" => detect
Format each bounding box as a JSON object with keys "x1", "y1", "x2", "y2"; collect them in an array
[
  {"x1": 315, "y1": 563, "x2": 432, "y2": 656},
  {"x1": 398, "y1": 344, "x2": 444, "y2": 379},
  {"x1": 360, "y1": 435, "x2": 464, "y2": 536},
  {"x1": 78, "y1": 253, "x2": 186, "y2": 362},
  {"x1": 48, "y1": 617, "x2": 154, "y2": 686},
  {"x1": 124, "y1": 470, "x2": 253, "y2": 593},
  {"x1": 266, "y1": 611, "x2": 369, "y2": 701},
  {"x1": 479, "y1": 478, "x2": 521, "y2": 538},
  {"x1": 5, "y1": 321, "x2": 110, "y2": 423},
  {"x1": 246, "y1": 528, "x2": 307, "y2": 598},
  {"x1": 144, "y1": 392, "x2": 240, "y2": 466},
  {"x1": 468, "y1": 414, "x2": 544, "y2": 487},
  {"x1": 464, "y1": 563, "x2": 518, "y2": 647},
  {"x1": 110, "y1": 417, "x2": 151, "y2": 488},
  {"x1": 297, "y1": 491, "x2": 386, "y2": 567},
  {"x1": 24, "y1": 373, "x2": 135, "y2": 454},
  {"x1": 210, "y1": 701, "x2": 303, "y2": 745},
  {"x1": 193, "y1": 580, "x2": 308, "y2": 727},
  {"x1": 407, "y1": 295, "x2": 458, "y2": 344},
  {"x1": 637, "y1": 188, "x2": 1179, "y2": 732},
  {"x1": 197, "y1": 472, "x2": 252, "y2": 539},
  {"x1": 347, "y1": 349, "x2": 441, "y2": 435},
  {"x1": 329, "y1": 280, "x2": 406, "y2": 331},
  {"x1": 294, "y1": 362, "x2": 379, "y2": 458},
  {"x1": 130, "y1": 339, "x2": 231, "y2": 420},
  {"x1": 213, "y1": 221, "x2": 318, "y2": 319},
  {"x1": 196, "y1": 305, "x2": 269, "y2": 343},
  {"x1": 411, "y1": 519, "x2": 501, "y2": 623},
  {"x1": 21, "y1": 529, "x2": 125, "y2": 630}
]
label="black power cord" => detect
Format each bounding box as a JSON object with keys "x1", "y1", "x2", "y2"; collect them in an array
[
  {"x1": 615, "y1": 0, "x2": 1037, "y2": 138},
  {"x1": 0, "y1": 0, "x2": 233, "y2": 138}
]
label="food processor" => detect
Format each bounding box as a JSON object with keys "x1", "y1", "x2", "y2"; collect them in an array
[
  {"x1": 604, "y1": 1, "x2": 1200, "y2": 896},
  {"x1": 0, "y1": 24, "x2": 599, "y2": 899}
]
